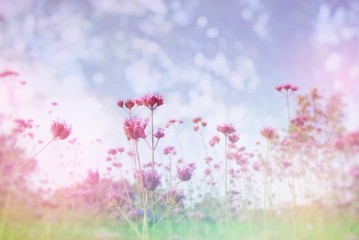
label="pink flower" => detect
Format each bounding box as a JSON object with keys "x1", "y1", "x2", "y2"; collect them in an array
[
  {"x1": 163, "y1": 146, "x2": 176, "y2": 155},
  {"x1": 217, "y1": 123, "x2": 235, "y2": 135},
  {"x1": 209, "y1": 136, "x2": 220, "y2": 147},
  {"x1": 141, "y1": 93, "x2": 164, "y2": 110},
  {"x1": 107, "y1": 148, "x2": 117, "y2": 155},
  {"x1": 0, "y1": 70, "x2": 19, "y2": 78},
  {"x1": 51, "y1": 120, "x2": 71, "y2": 140},
  {"x1": 154, "y1": 128, "x2": 165, "y2": 139},
  {"x1": 117, "y1": 99, "x2": 124, "y2": 108},
  {"x1": 260, "y1": 126, "x2": 276, "y2": 140},
  {"x1": 228, "y1": 133, "x2": 240, "y2": 143},
  {"x1": 123, "y1": 117, "x2": 148, "y2": 140},
  {"x1": 275, "y1": 83, "x2": 298, "y2": 93},
  {"x1": 86, "y1": 169, "x2": 100, "y2": 185}
]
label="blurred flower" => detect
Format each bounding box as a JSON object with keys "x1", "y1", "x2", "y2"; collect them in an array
[
  {"x1": 106, "y1": 190, "x2": 124, "y2": 207},
  {"x1": 51, "y1": 120, "x2": 71, "y2": 140},
  {"x1": 162, "y1": 188, "x2": 185, "y2": 207},
  {"x1": 177, "y1": 164, "x2": 195, "y2": 181},
  {"x1": 154, "y1": 128, "x2": 165, "y2": 139},
  {"x1": 0, "y1": 70, "x2": 19, "y2": 78},
  {"x1": 86, "y1": 169, "x2": 100, "y2": 185},
  {"x1": 136, "y1": 169, "x2": 161, "y2": 191},
  {"x1": 123, "y1": 117, "x2": 148, "y2": 141},
  {"x1": 228, "y1": 133, "x2": 240, "y2": 143},
  {"x1": 125, "y1": 99, "x2": 135, "y2": 110},
  {"x1": 260, "y1": 126, "x2": 276, "y2": 140},
  {"x1": 163, "y1": 146, "x2": 176, "y2": 156},
  {"x1": 217, "y1": 123, "x2": 235, "y2": 135},
  {"x1": 209, "y1": 135, "x2": 220, "y2": 147},
  {"x1": 275, "y1": 83, "x2": 298, "y2": 93}
]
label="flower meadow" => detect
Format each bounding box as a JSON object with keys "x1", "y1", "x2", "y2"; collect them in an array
[{"x1": 1, "y1": 73, "x2": 359, "y2": 240}]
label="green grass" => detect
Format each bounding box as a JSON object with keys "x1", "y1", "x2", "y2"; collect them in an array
[{"x1": 1, "y1": 201, "x2": 359, "y2": 240}]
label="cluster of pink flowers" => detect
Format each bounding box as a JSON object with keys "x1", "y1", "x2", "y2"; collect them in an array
[
  {"x1": 163, "y1": 145, "x2": 177, "y2": 155},
  {"x1": 217, "y1": 123, "x2": 236, "y2": 135},
  {"x1": 209, "y1": 135, "x2": 220, "y2": 147},
  {"x1": 334, "y1": 130, "x2": 359, "y2": 152},
  {"x1": 141, "y1": 93, "x2": 165, "y2": 110},
  {"x1": 51, "y1": 120, "x2": 72, "y2": 140},
  {"x1": 275, "y1": 83, "x2": 298, "y2": 93},
  {"x1": 123, "y1": 117, "x2": 148, "y2": 141}
]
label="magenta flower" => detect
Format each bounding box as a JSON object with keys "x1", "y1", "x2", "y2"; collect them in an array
[
  {"x1": 163, "y1": 146, "x2": 176, "y2": 155},
  {"x1": 275, "y1": 83, "x2": 298, "y2": 93},
  {"x1": 217, "y1": 123, "x2": 235, "y2": 135},
  {"x1": 136, "y1": 169, "x2": 161, "y2": 191},
  {"x1": 177, "y1": 164, "x2": 196, "y2": 181},
  {"x1": 260, "y1": 126, "x2": 277, "y2": 140},
  {"x1": 141, "y1": 93, "x2": 164, "y2": 110},
  {"x1": 154, "y1": 128, "x2": 165, "y2": 139},
  {"x1": 123, "y1": 117, "x2": 148, "y2": 141},
  {"x1": 51, "y1": 120, "x2": 72, "y2": 140}
]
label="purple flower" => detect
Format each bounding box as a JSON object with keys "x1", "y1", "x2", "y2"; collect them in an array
[
  {"x1": 162, "y1": 188, "x2": 185, "y2": 207},
  {"x1": 177, "y1": 164, "x2": 195, "y2": 182},
  {"x1": 136, "y1": 169, "x2": 161, "y2": 191}
]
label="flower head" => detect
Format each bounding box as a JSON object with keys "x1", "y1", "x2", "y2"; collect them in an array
[
  {"x1": 228, "y1": 133, "x2": 240, "y2": 143},
  {"x1": 163, "y1": 146, "x2": 176, "y2": 156},
  {"x1": 275, "y1": 83, "x2": 298, "y2": 94},
  {"x1": 154, "y1": 128, "x2": 165, "y2": 139},
  {"x1": 217, "y1": 123, "x2": 235, "y2": 136},
  {"x1": 86, "y1": 169, "x2": 100, "y2": 185},
  {"x1": 162, "y1": 188, "x2": 185, "y2": 207},
  {"x1": 123, "y1": 117, "x2": 148, "y2": 141},
  {"x1": 51, "y1": 120, "x2": 71, "y2": 140},
  {"x1": 177, "y1": 164, "x2": 195, "y2": 181},
  {"x1": 141, "y1": 93, "x2": 164, "y2": 110},
  {"x1": 136, "y1": 169, "x2": 161, "y2": 191},
  {"x1": 260, "y1": 126, "x2": 277, "y2": 140}
]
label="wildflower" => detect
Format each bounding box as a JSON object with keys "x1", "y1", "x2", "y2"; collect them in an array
[
  {"x1": 350, "y1": 165, "x2": 359, "y2": 179},
  {"x1": 51, "y1": 120, "x2": 71, "y2": 140},
  {"x1": 141, "y1": 93, "x2": 164, "y2": 110},
  {"x1": 117, "y1": 99, "x2": 124, "y2": 108},
  {"x1": 163, "y1": 146, "x2": 176, "y2": 156},
  {"x1": 275, "y1": 83, "x2": 298, "y2": 93},
  {"x1": 136, "y1": 169, "x2": 161, "y2": 191},
  {"x1": 86, "y1": 169, "x2": 100, "y2": 185},
  {"x1": 125, "y1": 99, "x2": 135, "y2": 110},
  {"x1": 281, "y1": 160, "x2": 291, "y2": 168},
  {"x1": 154, "y1": 128, "x2": 165, "y2": 139},
  {"x1": 128, "y1": 208, "x2": 144, "y2": 220},
  {"x1": 260, "y1": 126, "x2": 276, "y2": 140},
  {"x1": 192, "y1": 117, "x2": 202, "y2": 123},
  {"x1": 228, "y1": 133, "x2": 240, "y2": 143},
  {"x1": 107, "y1": 148, "x2": 117, "y2": 155},
  {"x1": 162, "y1": 188, "x2": 185, "y2": 207},
  {"x1": 209, "y1": 136, "x2": 220, "y2": 147},
  {"x1": 177, "y1": 164, "x2": 195, "y2": 181},
  {"x1": 217, "y1": 123, "x2": 235, "y2": 135},
  {"x1": 123, "y1": 117, "x2": 147, "y2": 140}
]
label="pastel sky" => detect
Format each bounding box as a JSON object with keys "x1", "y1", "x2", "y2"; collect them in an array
[{"x1": 1, "y1": 0, "x2": 358, "y2": 188}]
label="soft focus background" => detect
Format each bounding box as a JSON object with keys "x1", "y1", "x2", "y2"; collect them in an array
[{"x1": 0, "y1": 0, "x2": 358, "y2": 189}]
